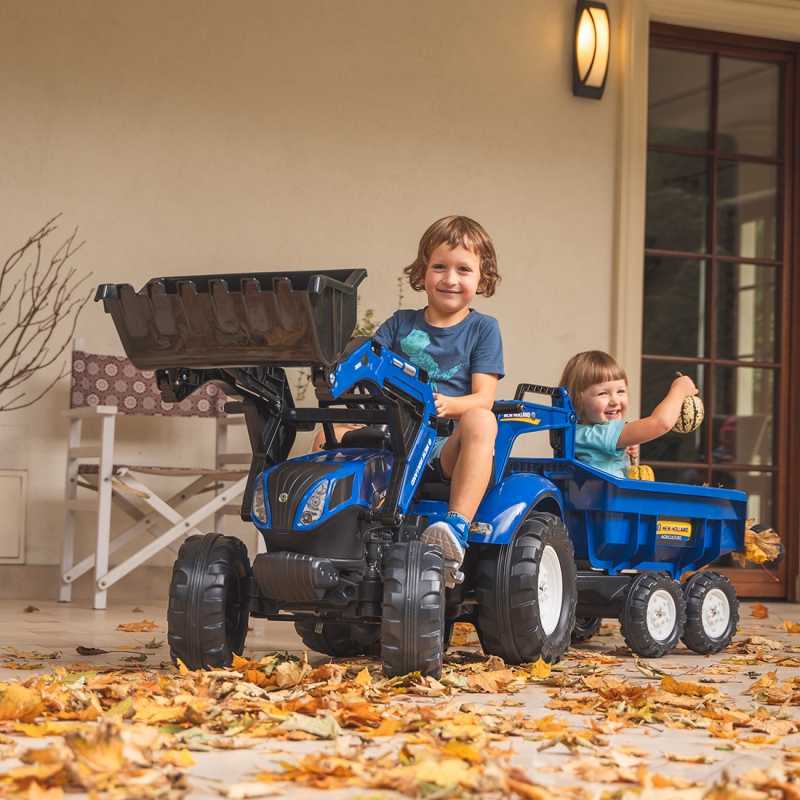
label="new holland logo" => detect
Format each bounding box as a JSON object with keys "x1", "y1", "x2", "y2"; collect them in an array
[{"x1": 656, "y1": 519, "x2": 692, "y2": 541}]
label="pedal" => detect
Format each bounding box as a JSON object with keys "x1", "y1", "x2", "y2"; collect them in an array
[{"x1": 444, "y1": 560, "x2": 464, "y2": 590}]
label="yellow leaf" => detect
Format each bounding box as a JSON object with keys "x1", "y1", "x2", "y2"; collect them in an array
[
  {"x1": 15, "y1": 722, "x2": 83, "y2": 737},
  {"x1": 66, "y1": 726, "x2": 126, "y2": 774},
  {"x1": 354, "y1": 668, "x2": 372, "y2": 687},
  {"x1": 751, "y1": 603, "x2": 769, "y2": 619},
  {"x1": 661, "y1": 675, "x2": 717, "y2": 697},
  {"x1": 26, "y1": 783, "x2": 64, "y2": 800},
  {"x1": 784, "y1": 620, "x2": 800, "y2": 633},
  {"x1": 158, "y1": 748, "x2": 196, "y2": 767},
  {"x1": 0, "y1": 684, "x2": 44, "y2": 722},
  {"x1": 176, "y1": 658, "x2": 190, "y2": 675},
  {"x1": 442, "y1": 740, "x2": 483, "y2": 764},
  {"x1": 232, "y1": 653, "x2": 250, "y2": 670},
  {"x1": 132, "y1": 698, "x2": 187, "y2": 724},
  {"x1": 413, "y1": 757, "x2": 475, "y2": 788},
  {"x1": 528, "y1": 658, "x2": 552, "y2": 680}
]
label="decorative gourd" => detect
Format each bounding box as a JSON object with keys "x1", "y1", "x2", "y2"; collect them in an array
[
  {"x1": 673, "y1": 395, "x2": 704, "y2": 434},
  {"x1": 626, "y1": 463, "x2": 655, "y2": 481}
]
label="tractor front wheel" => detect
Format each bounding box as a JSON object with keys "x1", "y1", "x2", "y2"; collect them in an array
[
  {"x1": 167, "y1": 533, "x2": 251, "y2": 669},
  {"x1": 381, "y1": 541, "x2": 445, "y2": 678}
]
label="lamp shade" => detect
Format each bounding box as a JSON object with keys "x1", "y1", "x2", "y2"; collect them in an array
[{"x1": 573, "y1": 0, "x2": 610, "y2": 99}]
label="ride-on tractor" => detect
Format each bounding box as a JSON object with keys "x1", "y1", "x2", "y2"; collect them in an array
[{"x1": 97, "y1": 268, "x2": 746, "y2": 675}]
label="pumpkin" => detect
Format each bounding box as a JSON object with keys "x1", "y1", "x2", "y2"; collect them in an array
[
  {"x1": 626, "y1": 463, "x2": 655, "y2": 481},
  {"x1": 673, "y1": 394, "x2": 704, "y2": 434}
]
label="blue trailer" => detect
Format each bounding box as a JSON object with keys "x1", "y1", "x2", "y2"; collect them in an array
[{"x1": 98, "y1": 269, "x2": 746, "y2": 675}]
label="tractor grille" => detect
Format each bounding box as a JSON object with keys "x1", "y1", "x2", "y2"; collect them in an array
[{"x1": 267, "y1": 461, "x2": 340, "y2": 529}]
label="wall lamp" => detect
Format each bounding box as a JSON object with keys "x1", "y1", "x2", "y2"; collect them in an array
[{"x1": 573, "y1": 0, "x2": 610, "y2": 99}]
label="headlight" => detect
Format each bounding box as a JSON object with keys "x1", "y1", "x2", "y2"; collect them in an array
[
  {"x1": 252, "y1": 478, "x2": 270, "y2": 525},
  {"x1": 299, "y1": 480, "x2": 329, "y2": 525}
]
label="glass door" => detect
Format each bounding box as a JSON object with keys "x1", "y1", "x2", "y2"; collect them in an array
[{"x1": 643, "y1": 26, "x2": 797, "y2": 597}]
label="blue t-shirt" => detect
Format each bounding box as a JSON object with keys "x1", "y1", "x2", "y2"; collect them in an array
[
  {"x1": 575, "y1": 420, "x2": 627, "y2": 477},
  {"x1": 374, "y1": 308, "x2": 504, "y2": 396}
]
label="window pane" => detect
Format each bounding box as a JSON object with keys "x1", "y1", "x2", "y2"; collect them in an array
[
  {"x1": 711, "y1": 470, "x2": 774, "y2": 529},
  {"x1": 648, "y1": 48, "x2": 711, "y2": 149},
  {"x1": 713, "y1": 365, "x2": 775, "y2": 466},
  {"x1": 643, "y1": 257, "x2": 706, "y2": 357},
  {"x1": 717, "y1": 161, "x2": 778, "y2": 260},
  {"x1": 715, "y1": 262, "x2": 777, "y2": 362},
  {"x1": 646, "y1": 153, "x2": 709, "y2": 253},
  {"x1": 718, "y1": 58, "x2": 780, "y2": 158},
  {"x1": 640, "y1": 361, "x2": 706, "y2": 464}
]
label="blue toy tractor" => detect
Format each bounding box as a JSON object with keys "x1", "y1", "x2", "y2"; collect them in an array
[{"x1": 98, "y1": 268, "x2": 746, "y2": 674}]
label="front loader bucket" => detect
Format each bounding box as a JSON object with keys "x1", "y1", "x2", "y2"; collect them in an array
[{"x1": 96, "y1": 269, "x2": 367, "y2": 369}]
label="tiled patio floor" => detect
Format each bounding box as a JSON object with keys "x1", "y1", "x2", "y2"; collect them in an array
[{"x1": 1, "y1": 599, "x2": 799, "y2": 798}]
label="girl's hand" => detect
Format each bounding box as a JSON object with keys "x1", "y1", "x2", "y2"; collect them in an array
[
  {"x1": 625, "y1": 444, "x2": 639, "y2": 462},
  {"x1": 434, "y1": 393, "x2": 454, "y2": 418},
  {"x1": 672, "y1": 375, "x2": 698, "y2": 397}
]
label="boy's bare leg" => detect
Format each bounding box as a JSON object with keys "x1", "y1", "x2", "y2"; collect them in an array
[
  {"x1": 421, "y1": 408, "x2": 496, "y2": 576},
  {"x1": 439, "y1": 408, "x2": 497, "y2": 519}
]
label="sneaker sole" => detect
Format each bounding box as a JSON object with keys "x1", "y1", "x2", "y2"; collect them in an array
[{"x1": 421, "y1": 528, "x2": 465, "y2": 564}]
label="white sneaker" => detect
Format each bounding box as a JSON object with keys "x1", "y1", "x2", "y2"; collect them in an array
[{"x1": 421, "y1": 521, "x2": 466, "y2": 566}]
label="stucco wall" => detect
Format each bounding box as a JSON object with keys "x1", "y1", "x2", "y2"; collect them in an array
[{"x1": 0, "y1": 0, "x2": 620, "y2": 568}]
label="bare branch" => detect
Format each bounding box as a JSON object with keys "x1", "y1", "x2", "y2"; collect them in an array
[{"x1": 0, "y1": 216, "x2": 92, "y2": 412}]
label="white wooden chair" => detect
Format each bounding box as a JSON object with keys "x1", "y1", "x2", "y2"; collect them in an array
[{"x1": 59, "y1": 342, "x2": 252, "y2": 609}]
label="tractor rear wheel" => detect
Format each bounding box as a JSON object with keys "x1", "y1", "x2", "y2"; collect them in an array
[
  {"x1": 476, "y1": 512, "x2": 577, "y2": 664},
  {"x1": 680, "y1": 571, "x2": 738, "y2": 654},
  {"x1": 167, "y1": 533, "x2": 251, "y2": 669},
  {"x1": 620, "y1": 572, "x2": 685, "y2": 657}
]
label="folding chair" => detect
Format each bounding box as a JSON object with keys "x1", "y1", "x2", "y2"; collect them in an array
[{"x1": 59, "y1": 342, "x2": 251, "y2": 609}]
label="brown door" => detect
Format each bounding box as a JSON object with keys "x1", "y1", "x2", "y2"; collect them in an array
[{"x1": 642, "y1": 24, "x2": 799, "y2": 598}]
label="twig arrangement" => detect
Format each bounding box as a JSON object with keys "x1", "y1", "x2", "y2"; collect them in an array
[{"x1": 0, "y1": 215, "x2": 92, "y2": 411}]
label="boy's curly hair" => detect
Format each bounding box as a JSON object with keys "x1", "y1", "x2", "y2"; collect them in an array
[
  {"x1": 404, "y1": 215, "x2": 500, "y2": 297},
  {"x1": 560, "y1": 350, "x2": 628, "y2": 417}
]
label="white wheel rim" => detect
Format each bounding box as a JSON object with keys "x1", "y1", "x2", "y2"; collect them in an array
[
  {"x1": 646, "y1": 589, "x2": 677, "y2": 642},
  {"x1": 701, "y1": 588, "x2": 730, "y2": 639},
  {"x1": 538, "y1": 546, "x2": 564, "y2": 636}
]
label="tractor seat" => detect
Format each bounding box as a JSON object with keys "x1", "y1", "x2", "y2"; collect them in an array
[{"x1": 340, "y1": 425, "x2": 392, "y2": 451}]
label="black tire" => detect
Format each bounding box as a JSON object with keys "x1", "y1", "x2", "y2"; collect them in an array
[
  {"x1": 620, "y1": 572, "x2": 686, "y2": 658},
  {"x1": 167, "y1": 533, "x2": 251, "y2": 669},
  {"x1": 294, "y1": 620, "x2": 380, "y2": 658},
  {"x1": 475, "y1": 512, "x2": 577, "y2": 664},
  {"x1": 680, "y1": 571, "x2": 739, "y2": 654},
  {"x1": 381, "y1": 541, "x2": 445, "y2": 678},
  {"x1": 572, "y1": 616, "x2": 602, "y2": 644}
]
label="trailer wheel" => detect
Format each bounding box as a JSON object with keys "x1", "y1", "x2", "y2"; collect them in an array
[
  {"x1": 620, "y1": 573, "x2": 685, "y2": 657},
  {"x1": 571, "y1": 616, "x2": 602, "y2": 644},
  {"x1": 476, "y1": 512, "x2": 577, "y2": 664},
  {"x1": 294, "y1": 620, "x2": 380, "y2": 658},
  {"x1": 680, "y1": 572, "x2": 739, "y2": 654},
  {"x1": 381, "y1": 541, "x2": 445, "y2": 678},
  {"x1": 168, "y1": 533, "x2": 251, "y2": 669}
]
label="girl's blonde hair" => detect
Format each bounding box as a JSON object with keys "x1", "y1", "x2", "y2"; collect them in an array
[
  {"x1": 559, "y1": 350, "x2": 628, "y2": 417},
  {"x1": 404, "y1": 215, "x2": 500, "y2": 298}
]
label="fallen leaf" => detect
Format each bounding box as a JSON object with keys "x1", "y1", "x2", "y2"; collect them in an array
[
  {"x1": 784, "y1": 620, "x2": 800, "y2": 634},
  {"x1": 116, "y1": 620, "x2": 157, "y2": 632},
  {"x1": 0, "y1": 684, "x2": 44, "y2": 722},
  {"x1": 23, "y1": 605, "x2": 40, "y2": 614},
  {"x1": 75, "y1": 646, "x2": 110, "y2": 656},
  {"x1": 751, "y1": 603, "x2": 769, "y2": 619}
]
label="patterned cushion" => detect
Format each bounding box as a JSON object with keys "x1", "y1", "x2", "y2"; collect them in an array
[{"x1": 70, "y1": 350, "x2": 226, "y2": 417}]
